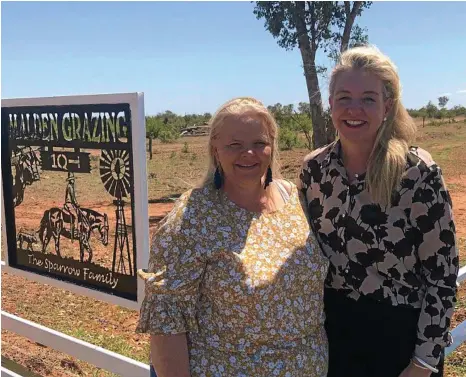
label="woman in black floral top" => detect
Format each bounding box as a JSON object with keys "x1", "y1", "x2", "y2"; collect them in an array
[{"x1": 299, "y1": 46, "x2": 458, "y2": 377}]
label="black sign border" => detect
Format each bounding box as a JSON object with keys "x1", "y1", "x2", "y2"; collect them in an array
[{"x1": 1, "y1": 103, "x2": 138, "y2": 301}]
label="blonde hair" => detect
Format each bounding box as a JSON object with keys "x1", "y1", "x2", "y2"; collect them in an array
[
  {"x1": 329, "y1": 45, "x2": 417, "y2": 206},
  {"x1": 201, "y1": 97, "x2": 282, "y2": 187}
]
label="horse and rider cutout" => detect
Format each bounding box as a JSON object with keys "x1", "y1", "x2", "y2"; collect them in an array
[{"x1": 38, "y1": 173, "x2": 109, "y2": 263}]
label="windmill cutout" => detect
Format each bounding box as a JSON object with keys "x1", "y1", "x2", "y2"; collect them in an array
[{"x1": 99, "y1": 149, "x2": 133, "y2": 275}]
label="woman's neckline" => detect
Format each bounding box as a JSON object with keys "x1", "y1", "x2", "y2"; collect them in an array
[{"x1": 219, "y1": 180, "x2": 295, "y2": 217}]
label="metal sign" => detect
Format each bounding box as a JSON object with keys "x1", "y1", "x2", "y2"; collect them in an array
[{"x1": 1, "y1": 93, "x2": 149, "y2": 308}]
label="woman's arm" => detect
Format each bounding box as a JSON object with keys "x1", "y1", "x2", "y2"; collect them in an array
[
  {"x1": 410, "y1": 166, "x2": 459, "y2": 368},
  {"x1": 136, "y1": 190, "x2": 207, "y2": 377},
  {"x1": 151, "y1": 334, "x2": 191, "y2": 377}
]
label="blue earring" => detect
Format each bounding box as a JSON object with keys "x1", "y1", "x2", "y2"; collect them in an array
[
  {"x1": 264, "y1": 166, "x2": 273, "y2": 188},
  {"x1": 214, "y1": 167, "x2": 223, "y2": 189}
]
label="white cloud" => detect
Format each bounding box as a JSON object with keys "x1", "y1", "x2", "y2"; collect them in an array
[{"x1": 457, "y1": 89, "x2": 466, "y2": 94}]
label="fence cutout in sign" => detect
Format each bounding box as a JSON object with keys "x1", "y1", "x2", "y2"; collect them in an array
[{"x1": 1, "y1": 93, "x2": 149, "y2": 309}]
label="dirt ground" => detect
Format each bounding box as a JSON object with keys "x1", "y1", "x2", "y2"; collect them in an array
[{"x1": 2, "y1": 119, "x2": 466, "y2": 376}]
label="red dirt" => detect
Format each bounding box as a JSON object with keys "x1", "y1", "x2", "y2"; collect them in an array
[
  {"x1": 148, "y1": 202, "x2": 174, "y2": 222},
  {"x1": 2, "y1": 165, "x2": 465, "y2": 377}
]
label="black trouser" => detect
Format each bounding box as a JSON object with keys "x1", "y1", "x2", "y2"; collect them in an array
[
  {"x1": 150, "y1": 364, "x2": 157, "y2": 377},
  {"x1": 324, "y1": 288, "x2": 444, "y2": 377}
]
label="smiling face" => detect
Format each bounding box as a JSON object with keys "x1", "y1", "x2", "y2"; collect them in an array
[
  {"x1": 212, "y1": 113, "x2": 272, "y2": 187},
  {"x1": 330, "y1": 69, "x2": 392, "y2": 148}
]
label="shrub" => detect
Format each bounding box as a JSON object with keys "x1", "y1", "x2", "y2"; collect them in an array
[
  {"x1": 279, "y1": 128, "x2": 300, "y2": 150},
  {"x1": 158, "y1": 129, "x2": 178, "y2": 143}
]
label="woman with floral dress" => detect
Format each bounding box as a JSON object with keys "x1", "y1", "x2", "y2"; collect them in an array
[
  {"x1": 299, "y1": 46, "x2": 458, "y2": 377},
  {"x1": 137, "y1": 97, "x2": 329, "y2": 377}
]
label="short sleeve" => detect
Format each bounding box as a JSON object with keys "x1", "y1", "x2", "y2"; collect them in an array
[{"x1": 136, "y1": 190, "x2": 206, "y2": 335}]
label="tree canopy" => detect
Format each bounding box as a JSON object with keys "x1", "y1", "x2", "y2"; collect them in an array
[{"x1": 253, "y1": 1, "x2": 372, "y2": 148}]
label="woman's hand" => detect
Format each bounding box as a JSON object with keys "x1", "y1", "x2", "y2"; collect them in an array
[{"x1": 398, "y1": 361, "x2": 432, "y2": 377}]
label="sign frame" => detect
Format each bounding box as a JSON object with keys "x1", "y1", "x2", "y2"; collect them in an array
[{"x1": 1, "y1": 92, "x2": 149, "y2": 310}]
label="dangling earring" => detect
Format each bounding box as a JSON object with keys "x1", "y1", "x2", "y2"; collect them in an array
[
  {"x1": 264, "y1": 166, "x2": 273, "y2": 189},
  {"x1": 214, "y1": 166, "x2": 223, "y2": 189}
]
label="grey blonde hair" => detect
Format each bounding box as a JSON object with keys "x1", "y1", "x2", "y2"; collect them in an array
[
  {"x1": 201, "y1": 97, "x2": 282, "y2": 187},
  {"x1": 329, "y1": 45, "x2": 417, "y2": 206}
]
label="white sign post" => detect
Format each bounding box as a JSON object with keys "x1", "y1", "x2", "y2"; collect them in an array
[{"x1": 1, "y1": 92, "x2": 149, "y2": 310}]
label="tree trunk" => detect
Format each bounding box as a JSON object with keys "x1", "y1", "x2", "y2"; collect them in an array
[
  {"x1": 340, "y1": 2, "x2": 362, "y2": 53},
  {"x1": 149, "y1": 136, "x2": 153, "y2": 160},
  {"x1": 422, "y1": 116, "x2": 425, "y2": 127},
  {"x1": 300, "y1": 50, "x2": 327, "y2": 149},
  {"x1": 293, "y1": 2, "x2": 326, "y2": 149}
]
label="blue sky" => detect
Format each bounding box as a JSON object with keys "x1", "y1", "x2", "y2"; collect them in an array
[{"x1": 2, "y1": 1, "x2": 466, "y2": 115}]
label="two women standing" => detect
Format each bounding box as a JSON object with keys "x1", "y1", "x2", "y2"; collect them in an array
[{"x1": 138, "y1": 46, "x2": 459, "y2": 377}]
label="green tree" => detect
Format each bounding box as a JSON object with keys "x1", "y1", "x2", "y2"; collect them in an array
[
  {"x1": 408, "y1": 108, "x2": 428, "y2": 127},
  {"x1": 254, "y1": 1, "x2": 372, "y2": 148},
  {"x1": 297, "y1": 102, "x2": 314, "y2": 149},
  {"x1": 451, "y1": 105, "x2": 466, "y2": 116},
  {"x1": 437, "y1": 108, "x2": 448, "y2": 121},
  {"x1": 438, "y1": 96, "x2": 449, "y2": 109},
  {"x1": 268, "y1": 103, "x2": 298, "y2": 150},
  {"x1": 183, "y1": 113, "x2": 195, "y2": 126},
  {"x1": 418, "y1": 108, "x2": 428, "y2": 127},
  {"x1": 407, "y1": 109, "x2": 419, "y2": 118},
  {"x1": 268, "y1": 103, "x2": 295, "y2": 130},
  {"x1": 279, "y1": 128, "x2": 299, "y2": 150},
  {"x1": 203, "y1": 112, "x2": 212, "y2": 122},
  {"x1": 268, "y1": 103, "x2": 314, "y2": 150},
  {"x1": 145, "y1": 113, "x2": 182, "y2": 158},
  {"x1": 425, "y1": 101, "x2": 438, "y2": 119},
  {"x1": 145, "y1": 116, "x2": 163, "y2": 160}
]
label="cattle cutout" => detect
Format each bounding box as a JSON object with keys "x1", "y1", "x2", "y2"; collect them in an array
[{"x1": 1, "y1": 93, "x2": 149, "y2": 307}]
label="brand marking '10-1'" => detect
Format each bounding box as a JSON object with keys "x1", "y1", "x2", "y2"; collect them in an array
[{"x1": 51, "y1": 153, "x2": 68, "y2": 170}]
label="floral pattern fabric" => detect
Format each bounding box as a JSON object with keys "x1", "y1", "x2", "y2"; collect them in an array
[
  {"x1": 299, "y1": 140, "x2": 459, "y2": 367},
  {"x1": 137, "y1": 182, "x2": 329, "y2": 377}
]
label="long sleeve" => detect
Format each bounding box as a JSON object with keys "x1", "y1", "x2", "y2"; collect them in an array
[
  {"x1": 136, "y1": 190, "x2": 207, "y2": 335},
  {"x1": 410, "y1": 166, "x2": 459, "y2": 366}
]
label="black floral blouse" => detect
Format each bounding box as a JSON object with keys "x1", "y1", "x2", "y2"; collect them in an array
[{"x1": 299, "y1": 140, "x2": 459, "y2": 367}]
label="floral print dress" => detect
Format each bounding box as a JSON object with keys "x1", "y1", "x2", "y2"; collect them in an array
[{"x1": 137, "y1": 182, "x2": 329, "y2": 377}]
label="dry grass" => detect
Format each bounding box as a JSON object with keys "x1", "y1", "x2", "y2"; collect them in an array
[
  {"x1": 413, "y1": 120, "x2": 466, "y2": 377},
  {"x1": 2, "y1": 120, "x2": 466, "y2": 376}
]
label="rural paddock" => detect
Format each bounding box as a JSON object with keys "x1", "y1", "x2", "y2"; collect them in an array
[{"x1": 2, "y1": 118, "x2": 466, "y2": 376}]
